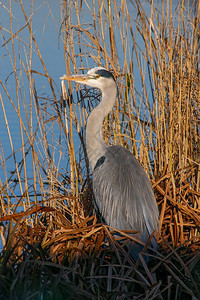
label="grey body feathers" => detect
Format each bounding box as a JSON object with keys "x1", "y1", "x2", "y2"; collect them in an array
[{"x1": 93, "y1": 145, "x2": 159, "y2": 250}]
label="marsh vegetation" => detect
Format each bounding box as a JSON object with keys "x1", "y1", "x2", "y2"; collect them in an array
[{"x1": 0, "y1": 0, "x2": 200, "y2": 299}]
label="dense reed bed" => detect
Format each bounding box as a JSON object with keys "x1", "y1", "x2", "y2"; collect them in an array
[{"x1": 0, "y1": 0, "x2": 200, "y2": 299}]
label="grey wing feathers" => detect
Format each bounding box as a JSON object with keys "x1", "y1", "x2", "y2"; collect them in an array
[{"x1": 92, "y1": 145, "x2": 159, "y2": 249}]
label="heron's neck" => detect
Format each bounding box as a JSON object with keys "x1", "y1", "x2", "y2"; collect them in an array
[{"x1": 86, "y1": 85, "x2": 117, "y2": 171}]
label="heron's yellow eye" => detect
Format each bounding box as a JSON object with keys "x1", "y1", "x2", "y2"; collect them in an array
[{"x1": 89, "y1": 74, "x2": 100, "y2": 80}]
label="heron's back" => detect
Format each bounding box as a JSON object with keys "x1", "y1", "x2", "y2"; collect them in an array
[{"x1": 92, "y1": 145, "x2": 159, "y2": 250}]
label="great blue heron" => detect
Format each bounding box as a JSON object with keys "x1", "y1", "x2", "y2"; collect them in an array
[{"x1": 61, "y1": 67, "x2": 159, "y2": 259}]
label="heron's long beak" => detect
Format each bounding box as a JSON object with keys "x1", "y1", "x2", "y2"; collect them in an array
[{"x1": 60, "y1": 74, "x2": 90, "y2": 83}]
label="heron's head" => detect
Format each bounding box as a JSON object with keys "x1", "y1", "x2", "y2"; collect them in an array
[{"x1": 60, "y1": 67, "x2": 116, "y2": 91}]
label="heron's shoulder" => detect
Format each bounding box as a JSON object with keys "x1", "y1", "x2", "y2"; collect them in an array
[
  {"x1": 105, "y1": 145, "x2": 136, "y2": 163},
  {"x1": 104, "y1": 145, "x2": 147, "y2": 176},
  {"x1": 93, "y1": 145, "x2": 143, "y2": 174}
]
